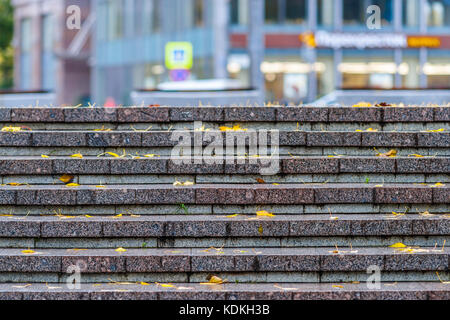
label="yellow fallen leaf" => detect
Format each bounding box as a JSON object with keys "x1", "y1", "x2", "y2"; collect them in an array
[
  {"x1": 105, "y1": 152, "x2": 120, "y2": 158},
  {"x1": 256, "y1": 210, "x2": 275, "y2": 218},
  {"x1": 200, "y1": 275, "x2": 225, "y2": 285},
  {"x1": 65, "y1": 183, "x2": 80, "y2": 187},
  {"x1": 21, "y1": 249, "x2": 41, "y2": 255},
  {"x1": 408, "y1": 154, "x2": 424, "y2": 158},
  {"x1": 155, "y1": 282, "x2": 176, "y2": 288},
  {"x1": 6, "y1": 182, "x2": 24, "y2": 186},
  {"x1": 70, "y1": 153, "x2": 83, "y2": 159},
  {"x1": 375, "y1": 184, "x2": 384, "y2": 188},
  {"x1": 352, "y1": 102, "x2": 372, "y2": 108},
  {"x1": 424, "y1": 128, "x2": 445, "y2": 133},
  {"x1": 85, "y1": 215, "x2": 93, "y2": 218},
  {"x1": 429, "y1": 183, "x2": 445, "y2": 188},
  {"x1": 436, "y1": 272, "x2": 450, "y2": 284},
  {"x1": 59, "y1": 174, "x2": 74, "y2": 184},
  {"x1": 1, "y1": 126, "x2": 23, "y2": 132},
  {"x1": 375, "y1": 148, "x2": 397, "y2": 158},
  {"x1": 332, "y1": 285, "x2": 344, "y2": 289},
  {"x1": 115, "y1": 247, "x2": 127, "y2": 253},
  {"x1": 140, "y1": 282, "x2": 150, "y2": 286},
  {"x1": 389, "y1": 243, "x2": 407, "y2": 248},
  {"x1": 41, "y1": 155, "x2": 49, "y2": 158},
  {"x1": 96, "y1": 185, "x2": 106, "y2": 188},
  {"x1": 173, "y1": 181, "x2": 195, "y2": 186},
  {"x1": 219, "y1": 124, "x2": 247, "y2": 132},
  {"x1": 226, "y1": 214, "x2": 239, "y2": 218},
  {"x1": 144, "y1": 154, "x2": 160, "y2": 158},
  {"x1": 258, "y1": 225, "x2": 263, "y2": 234},
  {"x1": 93, "y1": 126, "x2": 112, "y2": 132},
  {"x1": 356, "y1": 128, "x2": 378, "y2": 132}
]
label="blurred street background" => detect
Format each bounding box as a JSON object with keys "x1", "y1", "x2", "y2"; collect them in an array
[{"x1": 0, "y1": 0, "x2": 449, "y2": 106}]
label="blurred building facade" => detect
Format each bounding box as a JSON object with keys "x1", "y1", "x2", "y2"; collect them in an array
[{"x1": 10, "y1": 0, "x2": 450, "y2": 105}]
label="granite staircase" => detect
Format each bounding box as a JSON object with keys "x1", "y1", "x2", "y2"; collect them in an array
[{"x1": 0, "y1": 105, "x2": 448, "y2": 300}]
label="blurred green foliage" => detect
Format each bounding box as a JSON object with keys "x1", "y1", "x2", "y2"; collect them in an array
[{"x1": 0, "y1": 0, "x2": 14, "y2": 89}]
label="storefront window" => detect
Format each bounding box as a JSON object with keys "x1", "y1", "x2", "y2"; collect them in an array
[
  {"x1": 402, "y1": 50, "x2": 420, "y2": 89},
  {"x1": 426, "y1": 0, "x2": 450, "y2": 27},
  {"x1": 318, "y1": 0, "x2": 334, "y2": 27},
  {"x1": 427, "y1": 50, "x2": 450, "y2": 88},
  {"x1": 262, "y1": 57, "x2": 309, "y2": 103},
  {"x1": 340, "y1": 51, "x2": 396, "y2": 89}
]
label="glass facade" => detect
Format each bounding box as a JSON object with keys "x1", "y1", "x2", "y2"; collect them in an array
[{"x1": 89, "y1": 0, "x2": 450, "y2": 104}]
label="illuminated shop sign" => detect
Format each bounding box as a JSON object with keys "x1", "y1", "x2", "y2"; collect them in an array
[{"x1": 300, "y1": 31, "x2": 441, "y2": 49}]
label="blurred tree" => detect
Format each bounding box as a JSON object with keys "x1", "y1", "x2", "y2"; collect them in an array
[{"x1": 0, "y1": 0, "x2": 14, "y2": 89}]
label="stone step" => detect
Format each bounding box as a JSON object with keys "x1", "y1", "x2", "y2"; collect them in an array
[
  {"x1": 1, "y1": 282, "x2": 449, "y2": 300},
  {"x1": 0, "y1": 183, "x2": 447, "y2": 206},
  {"x1": 0, "y1": 282, "x2": 448, "y2": 300},
  {"x1": 1, "y1": 130, "x2": 448, "y2": 148},
  {"x1": 0, "y1": 215, "x2": 449, "y2": 238},
  {"x1": 1, "y1": 122, "x2": 449, "y2": 133},
  {"x1": 1, "y1": 156, "x2": 449, "y2": 175},
  {"x1": 0, "y1": 147, "x2": 448, "y2": 158},
  {"x1": 0, "y1": 247, "x2": 448, "y2": 273},
  {"x1": 1, "y1": 106, "x2": 448, "y2": 123}
]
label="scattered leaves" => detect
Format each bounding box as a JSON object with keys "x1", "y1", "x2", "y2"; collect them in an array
[
  {"x1": 70, "y1": 153, "x2": 83, "y2": 159},
  {"x1": 115, "y1": 247, "x2": 127, "y2": 253}
]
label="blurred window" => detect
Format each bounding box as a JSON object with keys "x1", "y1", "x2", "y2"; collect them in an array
[
  {"x1": 318, "y1": 0, "x2": 334, "y2": 27},
  {"x1": 41, "y1": 15, "x2": 55, "y2": 90},
  {"x1": 426, "y1": 0, "x2": 450, "y2": 27},
  {"x1": 194, "y1": 0, "x2": 204, "y2": 27},
  {"x1": 265, "y1": 0, "x2": 279, "y2": 24},
  {"x1": 285, "y1": 0, "x2": 307, "y2": 24},
  {"x1": 107, "y1": 0, "x2": 124, "y2": 40},
  {"x1": 265, "y1": 0, "x2": 306, "y2": 25},
  {"x1": 230, "y1": 0, "x2": 248, "y2": 25},
  {"x1": 20, "y1": 18, "x2": 32, "y2": 90},
  {"x1": 403, "y1": 0, "x2": 420, "y2": 28}
]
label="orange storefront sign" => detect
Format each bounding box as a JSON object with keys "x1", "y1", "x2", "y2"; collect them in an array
[{"x1": 407, "y1": 36, "x2": 441, "y2": 48}]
